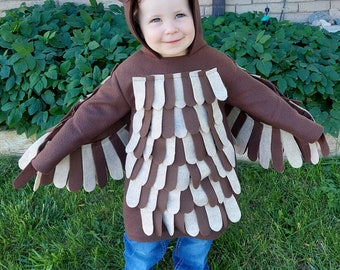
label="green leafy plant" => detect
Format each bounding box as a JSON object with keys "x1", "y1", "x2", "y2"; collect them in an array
[
  {"x1": 203, "y1": 12, "x2": 340, "y2": 137},
  {"x1": 0, "y1": 0, "x2": 138, "y2": 137}
]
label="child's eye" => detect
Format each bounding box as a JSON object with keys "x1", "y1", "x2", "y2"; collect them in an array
[
  {"x1": 151, "y1": 18, "x2": 161, "y2": 23},
  {"x1": 176, "y1": 13, "x2": 185, "y2": 19}
]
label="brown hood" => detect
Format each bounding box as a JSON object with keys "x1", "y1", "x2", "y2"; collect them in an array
[{"x1": 119, "y1": 0, "x2": 207, "y2": 58}]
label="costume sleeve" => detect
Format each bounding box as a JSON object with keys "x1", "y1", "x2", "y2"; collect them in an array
[
  {"x1": 13, "y1": 71, "x2": 131, "y2": 191},
  {"x1": 223, "y1": 62, "x2": 329, "y2": 171}
]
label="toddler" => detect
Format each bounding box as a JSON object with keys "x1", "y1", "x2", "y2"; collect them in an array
[{"x1": 14, "y1": 0, "x2": 329, "y2": 269}]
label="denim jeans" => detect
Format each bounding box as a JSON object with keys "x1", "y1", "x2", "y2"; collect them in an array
[{"x1": 123, "y1": 233, "x2": 212, "y2": 270}]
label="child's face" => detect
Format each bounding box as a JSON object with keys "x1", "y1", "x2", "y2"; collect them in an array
[{"x1": 137, "y1": 0, "x2": 195, "y2": 57}]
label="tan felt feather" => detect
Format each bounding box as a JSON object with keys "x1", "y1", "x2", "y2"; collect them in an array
[
  {"x1": 205, "y1": 204, "x2": 223, "y2": 232},
  {"x1": 126, "y1": 179, "x2": 142, "y2": 207},
  {"x1": 206, "y1": 68, "x2": 228, "y2": 101},
  {"x1": 190, "y1": 182, "x2": 209, "y2": 207},
  {"x1": 196, "y1": 160, "x2": 211, "y2": 180},
  {"x1": 132, "y1": 109, "x2": 144, "y2": 133},
  {"x1": 163, "y1": 210, "x2": 175, "y2": 236},
  {"x1": 19, "y1": 133, "x2": 50, "y2": 170},
  {"x1": 175, "y1": 165, "x2": 190, "y2": 191},
  {"x1": 163, "y1": 137, "x2": 176, "y2": 165},
  {"x1": 194, "y1": 105, "x2": 210, "y2": 133},
  {"x1": 144, "y1": 186, "x2": 159, "y2": 211},
  {"x1": 184, "y1": 210, "x2": 200, "y2": 237},
  {"x1": 182, "y1": 134, "x2": 198, "y2": 164},
  {"x1": 226, "y1": 169, "x2": 241, "y2": 194},
  {"x1": 209, "y1": 178, "x2": 227, "y2": 204},
  {"x1": 309, "y1": 143, "x2": 319, "y2": 164},
  {"x1": 33, "y1": 172, "x2": 42, "y2": 191},
  {"x1": 224, "y1": 195, "x2": 241, "y2": 223},
  {"x1": 166, "y1": 189, "x2": 181, "y2": 214},
  {"x1": 174, "y1": 107, "x2": 187, "y2": 138},
  {"x1": 153, "y1": 164, "x2": 167, "y2": 190},
  {"x1": 143, "y1": 136, "x2": 155, "y2": 160},
  {"x1": 53, "y1": 155, "x2": 70, "y2": 189},
  {"x1": 174, "y1": 73, "x2": 186, "y2": 108},
  {"x1": 81, "y1": 144, "x2": 97, "y2": 192},
  {"x1": 259, "y1": 124, "x2": 272, "y2": 169},
  {"x1": 190, "y1": 70, "x2": 205, "y2": 105},
  {"x1": 150, "y1": 109, "x2": 163, "y2": 139},
  {"x1": 140, "y1": 208, "x2": 154, "y2": 236},
  {"x1": 125, "y1": 153, "x2": 137, "y2": 179},
  {"x1": 152, "y1": 75, "x2": 165, "y2": 110},
  {"x1": 133, "y1": 77, "x2": 146, "y2": 110},
  {"x1": 280, "y1": 130, "x2": 303, "y2": 168}
]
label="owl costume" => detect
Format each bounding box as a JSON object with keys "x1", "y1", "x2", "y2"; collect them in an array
[{"x1": 14, "y1": 0, "x2": 329, "y2": 242}]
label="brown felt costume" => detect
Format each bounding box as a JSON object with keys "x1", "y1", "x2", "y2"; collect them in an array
[{"x1": 14, "y1": 0, "x2": 329, "y2": 241}]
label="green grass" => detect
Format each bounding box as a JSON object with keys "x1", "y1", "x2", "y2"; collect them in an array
[{"x1": 0, "y1": 156, "x2": 339, "y2": 269}]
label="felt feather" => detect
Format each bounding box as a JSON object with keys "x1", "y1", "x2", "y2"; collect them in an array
[
  {"x1": 206, "y1": 68, "x2": 228, "y2": 101},
  {"x1": 153, "y1": 164, "x2": 167, "y2": 190},
  {"x1": 209, "y1": 178, "x2": 226, "y2": 204},
  {"x1": 196, "y1": 160, "x2": 211, "y2": 179},
  {"x1": 184, "y1": 210, "x2": 200, "y2": 237},
  {"x1": 205, "y1": 204, "x2": 223, "y2": 232},
  {"x1": 144, "y1": 186, "x2": 159, "y2": 211},
  {"x1": 53, "y1": 155, "x2": 70, "y2": 189},
  {"x1": 140, "y1": 208, "x2": 154, "y2": 236},
  {"x1": 133, "y1": 77, "x2": 146, "y2": 110},
  {"x1": 152, "y1": 75, "x2": 165, "y2": 110},
  {"x1": 163, "y1": 210, "x2": 175, "y2": 236},
  {"x1": 174, "y1": 73, "x2": 186, "y2": 108},
  {"x1": 224, "y1": 195, "x2": 241, "y2": 223},
  {"x1": 18, "y1": 133, "x2": 50, "y2": 170},
  {"x1": 190, "y1": 70, "x2": 205, "y2": 105}
]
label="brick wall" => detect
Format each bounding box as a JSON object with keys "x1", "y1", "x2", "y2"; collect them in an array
[
  {"x1": 224, "y1": 0, "x2": 340, "y2": 23},
  {"x1": 1, "y1": 0, "x2": 339, "y2": 23}
]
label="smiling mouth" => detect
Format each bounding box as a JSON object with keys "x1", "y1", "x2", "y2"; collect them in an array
[{"x1": 165, "y1": 38, "x2": 182, "y2": 44}]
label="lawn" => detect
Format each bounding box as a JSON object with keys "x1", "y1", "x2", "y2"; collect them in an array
[{"x1": 0, "y1": 155, "x2": 339, "y2": 269}]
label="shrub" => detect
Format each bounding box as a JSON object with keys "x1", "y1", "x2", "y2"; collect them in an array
[
  {"x1": 0, "y1": 2, "x2": 339, "y2": 137},
  {"x1": 0, "y1": 0, "x2": 138, "y2": 137},
  {"x1": 202, "y1": 12, "x2": 340, "y2": 137}
]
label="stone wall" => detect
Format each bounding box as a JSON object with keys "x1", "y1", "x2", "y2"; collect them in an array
[{"x1": 1, "y1": 0, "x2": 339, "y2": 22}]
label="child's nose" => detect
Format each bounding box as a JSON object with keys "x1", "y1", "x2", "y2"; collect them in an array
[{"x1": 164, "y1": 22, "x2": 179, "y2": 34}]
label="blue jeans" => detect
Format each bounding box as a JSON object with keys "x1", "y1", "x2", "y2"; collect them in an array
[{"x1": 123, "y1": 233, "x2": 212, "y2": 270}]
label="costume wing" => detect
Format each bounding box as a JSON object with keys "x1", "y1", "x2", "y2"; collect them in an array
[
  {"x1": 13, "y1": 91, "x2": 130, "y2": 192},
  {"x1": 226, "y1": 75, "x2": 329, "y2": 172}
]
